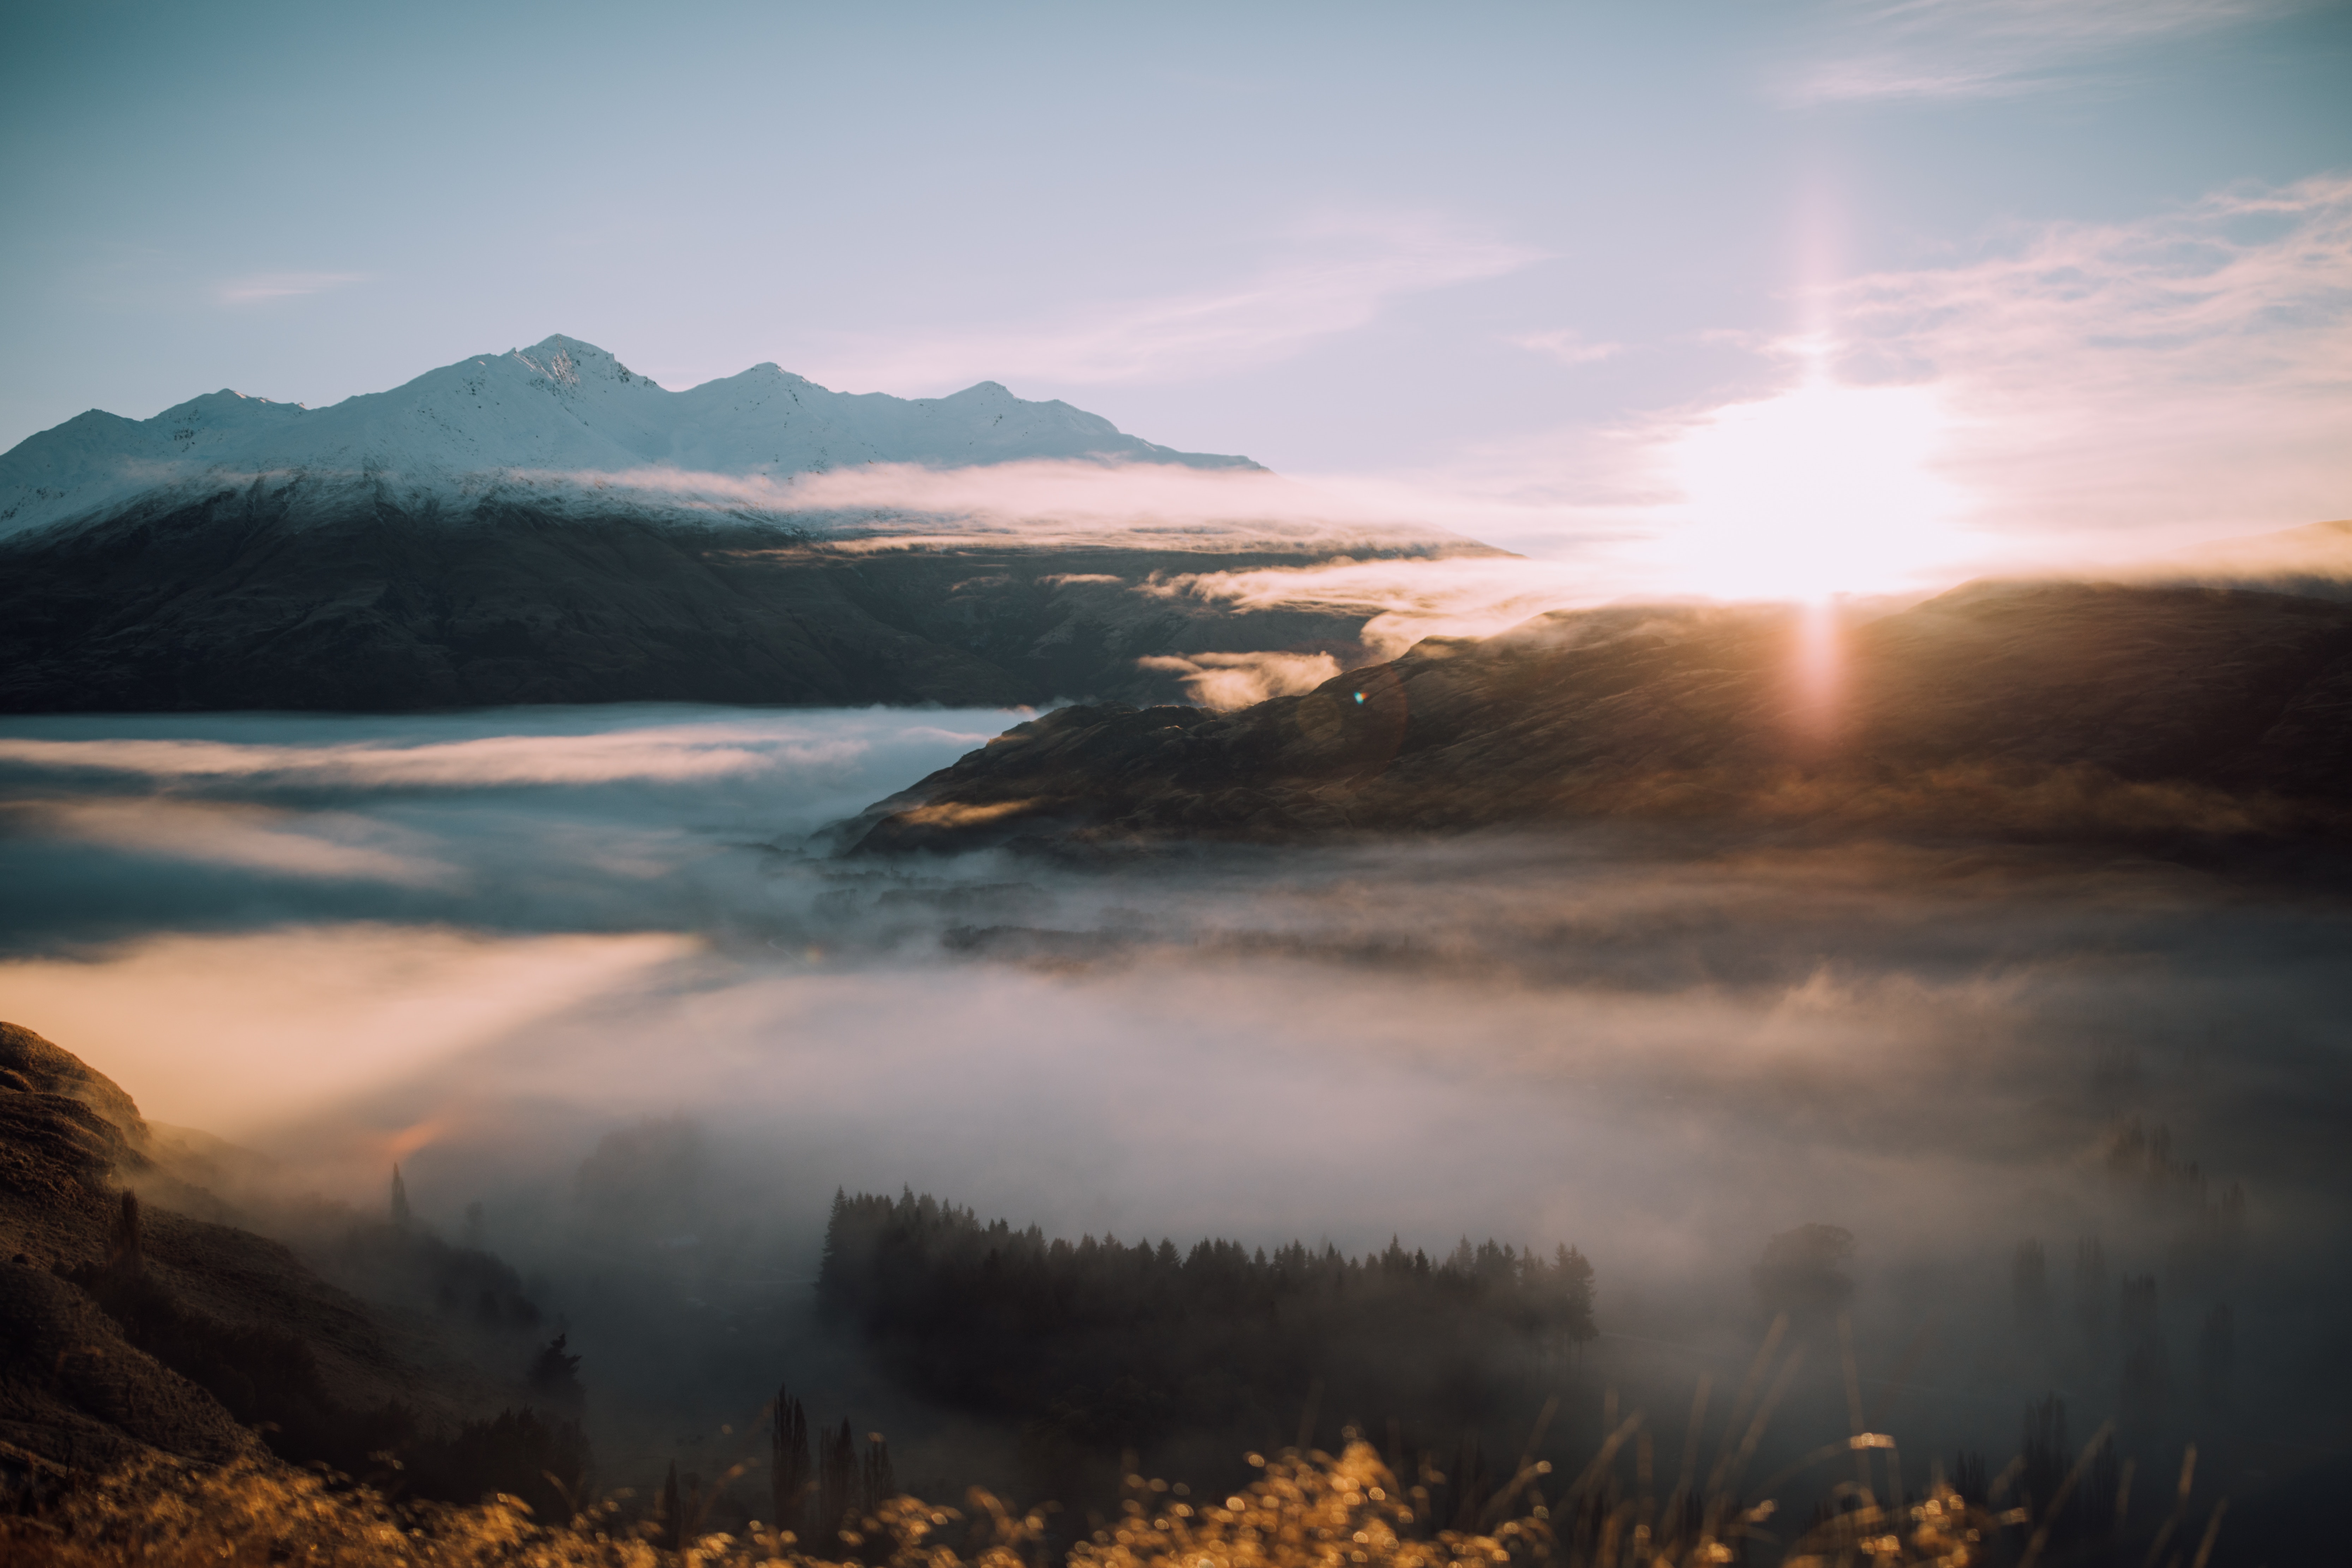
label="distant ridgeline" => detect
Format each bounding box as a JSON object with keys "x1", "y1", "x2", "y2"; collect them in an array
[
  {"x1": 815, "y1": 1189, "x2": 1596, "y2": 1502},
  {"x1": 0, "y1": 336, "x2": 1494, "y2": 713}
]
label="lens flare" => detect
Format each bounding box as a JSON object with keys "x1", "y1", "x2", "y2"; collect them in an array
[
  {"x1": 1651, "y1": 371, "x2": 1968, "y2": 602},
  {"x1": 1789, "y1": 599, "x2": 1844, "y2": 742}
]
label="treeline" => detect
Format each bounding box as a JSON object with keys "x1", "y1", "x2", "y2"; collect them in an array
[
  {"x1": 2010, "y1": 1236, "x2": 2239, "y2": 1428},
  {"x1": 814, "y1": 1189, "x2": 1596, "y2": 1501},
  {"x1": 294, "y1": 1164, "x2": 546, "y2": 1337}
]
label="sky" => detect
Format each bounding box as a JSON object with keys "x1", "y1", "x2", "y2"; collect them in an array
[{"x1": 3, "y1": 0, "x2": 2349, "y2": 591}]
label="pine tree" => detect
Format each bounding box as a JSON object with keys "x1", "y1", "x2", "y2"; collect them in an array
[
  {"x1": 1445, "y1": 1433, "x2": 1491, "y2": 1531},
  {"x1": 659, "y1": 1460, "x2": 683, "y2": 1551},
  {"x1": 1551, "y1": 1243, "x2": 1597, "y2": 1352},
  {"x1": 527, "y1": 1333, "x2": 584, "y2": 1409},
  {"x1": 771, "y1": 1387, "x2": 811, "y2": 1540},
  {"x1": 390, "y1": 1164, "x2": 412, "y2": 1228},
  {"x1": 2072, "y1": 1237, "x2": 2106, "y2": 1342},
  {"x1": 859, "y1": 1431, "x2": 895, "y2": 1516},
  {"x1": 2118, "y1": 1274, "x2": 2168, "y2": 1422},
  {"x1": 816, "y1": 1189, "x2": 852, "y2": 1319},
  {"x1": 2079, "y1": 1442, "x2": 2119, "y2": 1541},
  {"x1": 817, "y1": 1418, "x2": 855, "y2": 1542},
  {"x1": 2196, "y1": 1303, "x2": 2235, "y2": 1412},
  {"x1": 107, "y1": 1189, "x2": 142, "y2": 1280},
  {"x1": 2019, "y1": 1395, "x2": 2070, "y2": 1527},
  {"x1": 2012, "y1": 1240, "x2": 2049, "y2": 1332}
]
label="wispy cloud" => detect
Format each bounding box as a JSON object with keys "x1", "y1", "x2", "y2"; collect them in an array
[
  {"x1": 1829, "y1": 172, "x2": 2352, "y2": 547},
  {"x1": 1144, "y1": 557, "x2": 1618, "y2": 658},
  {"x1": 1786, "y1": 0, "x2": 2287, "y2": 104},
  {"x1": 1360, "y1": 170, "x2": 2352, "y2": 594},
  {"x1": 1509, "y1": 329, "x2": 1622, "y2": 367},
  {"x1": 0, "y1": 726, "x2": 873, "y2": 788},
  {"x1": 776, "y1": 172, "x2": 2352, "y2": 607},
  {"x1": 216, "y1": 270, "x2": 369, "y2": 305},
  {"x1": 812, "y1": 213, "x2": 1542, "y2": 389},
  {"x1": 131, "y1": 176, "x2": 2350, "y2": 617},
  {"x1": 4, "y1": 798, "x2": 460, "y2": 888},
  {"x1": 491, "y1": 458, "x2": 1501, "y2": 555},
  {"x1": 1134, "y1": 650, "x2": 1345, "y2": 710}
]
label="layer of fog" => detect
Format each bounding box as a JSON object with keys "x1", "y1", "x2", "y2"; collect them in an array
[{"x1": 2, "y1": 705, "x2": 2346, "y2": 1513}]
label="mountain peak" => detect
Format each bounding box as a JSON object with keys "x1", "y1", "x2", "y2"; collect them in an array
[
  {"x1": 0, "y1": 340, "x2": 1266, "y2": 542},
  {"x1": 510, "y1": 335, "x2": 642, "y2": 389},
  {"x1": 164, "y1": 389, "x2": 288, "y2": 415}
]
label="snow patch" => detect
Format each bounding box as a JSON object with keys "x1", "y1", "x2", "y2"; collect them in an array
[{"x1": 0, "y1": 335, "x2": 1265, "y2": 544}]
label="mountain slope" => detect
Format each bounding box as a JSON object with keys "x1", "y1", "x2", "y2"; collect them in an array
[
  {"x1": 850, "y1": 580, "x2": 2352, "y2": 852},
  {"x1": 0, "y1": 338, "x2": 1485, "y2": 712},
  {"x1": 0, "y1": 504, "x2": 1431, "y2": 711},
  {"x1": 0, "y1": 1022, "x2": 587, "y2": 1503},
  {"x1": 0, "y1": 1023, "x2": 435, "y2": 1469}
]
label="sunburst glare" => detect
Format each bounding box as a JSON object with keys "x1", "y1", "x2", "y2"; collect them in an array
[{"x1": 1651, "y1": 370, "x2": 1969, "y2": 602}]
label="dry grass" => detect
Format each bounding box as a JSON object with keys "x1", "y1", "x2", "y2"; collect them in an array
[{"x1": 0, "y1": 1439, "x2": 2027, "y2": 1568}]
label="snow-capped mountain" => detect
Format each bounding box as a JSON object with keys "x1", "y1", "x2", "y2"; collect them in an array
[
  {"x1": 0, "y1": 336, "x2": 1502, "y2": 714},
  {"x1": 0, "y1": 335, "x2": 1259, "y2": 542}
]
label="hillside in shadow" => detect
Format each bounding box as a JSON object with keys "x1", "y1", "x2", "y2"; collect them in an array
[
  {"x1": 0, "y1": 1021, "x2": 589, "y2": 1519},
  {"x1": 852, "y1": 579, "x2": 2352, "y2": 854}
]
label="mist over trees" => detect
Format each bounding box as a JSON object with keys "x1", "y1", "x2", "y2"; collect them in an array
[
  {"x1": 16, "y1": 1079, "x2": 2285, "y2": 1560},
  {"x1": 1750, "y1": 1224, "x2": 1855, "y2": 1319},
  {"x1": 811, "y1": 1188, "x2": 1596, "y2": 1503},
  {"x1": 64, "y1": 1229, "x2": 590, "y2": 1520}
]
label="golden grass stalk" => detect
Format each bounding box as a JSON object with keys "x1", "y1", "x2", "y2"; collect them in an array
[{"x1": 0, "y1": 1436, "x2": 2047, "y2": 1568}]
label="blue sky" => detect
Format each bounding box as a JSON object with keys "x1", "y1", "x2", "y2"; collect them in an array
[{"x1": 4, "y1": 0, "x2": 2347, "y2": 591}]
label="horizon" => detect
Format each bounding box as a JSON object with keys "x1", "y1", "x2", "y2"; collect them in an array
[
  {"x1": 7, "y1": 323, "x2": 2347, "y2": 611},
  {"x1": 5, "y1": 2, "x2": 2348, "y2": 602}
]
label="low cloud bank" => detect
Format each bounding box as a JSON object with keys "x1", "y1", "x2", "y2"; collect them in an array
[
  {"x1": 1140, "y1": 556, "x2": 1622, "y2": 657},
  {"x1": 2, "y1": 925, "x2": 692, "y2": 1136},
  {"x1": 3, "y1": 707, "x2": 2346, "y2": 1508},
  {"x1": 0, "y1": 705, "x2": 1014, "y2": 957},
  {"x1": 1134, "y1": 649, "x2": 1344, "y2": 709}
]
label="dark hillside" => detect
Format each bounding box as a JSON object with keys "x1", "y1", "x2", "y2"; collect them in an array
[
  {"x1": 0, "y1": 1022, "x2": 587, "y2": 1515},
  {"x1": 852, "y1": 581, "x2": 2352, "y2": 852},
  {"x1": 0, "y1": 491, "x2": 1482, "y2": 711}
]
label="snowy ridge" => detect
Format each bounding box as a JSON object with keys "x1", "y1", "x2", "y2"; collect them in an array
[{"x1": 0, "y1": 335, "x2": 1264, "y2": 543}]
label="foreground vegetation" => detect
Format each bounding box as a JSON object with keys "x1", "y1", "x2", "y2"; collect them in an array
[{"x1": 4, "y1": 1437, "x2": 2040, "y2": 1568}]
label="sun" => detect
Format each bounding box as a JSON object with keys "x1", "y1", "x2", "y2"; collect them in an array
[{"x1": 1648, "y1": 373, "x2": 1968, "y2": 602}]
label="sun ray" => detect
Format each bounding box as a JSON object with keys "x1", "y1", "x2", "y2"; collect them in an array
[{"x1": 1648, "y1": 368, "x2": 1970, "y2": 602}]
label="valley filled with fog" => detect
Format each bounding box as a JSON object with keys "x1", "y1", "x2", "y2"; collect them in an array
[{"x1": 3, "y1": 704, "x2": 2345, "y2": 1542}]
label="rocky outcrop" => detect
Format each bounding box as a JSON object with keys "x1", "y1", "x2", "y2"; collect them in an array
[
  {"x1": 850, "y1": 581, "x2": 2352, "y2": 853},
  {"x1": 0, "y1": 1023, "x2": 148, "y2": 1145}
]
